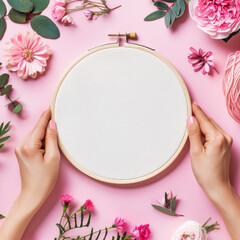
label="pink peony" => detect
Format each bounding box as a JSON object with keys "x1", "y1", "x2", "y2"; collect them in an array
[
  {"x1": 62, "y1": 15, "x2": 73, "y2": 24},
  {"x1": 5, "y1": 32, "x2": 51, "y2": 79},
  {"x1": 114, "y1": 217, "x2": 128, "y2": 233},
  {"x1": 60, "y1": 194, "x2": 73, "y2": 203},
  {"x1": 52, "y1": 2, "x2": 66, "y2": 21},
  {"x1": 189, "y1": 0, "x2": 240, "y2": 39},
  {"x1": 84, "y1": 199, "x2": 94, "y2": 211},
  {"x1": 131, "y1": 224, "x2": 151, "y2": 240},
  {"x1": 171, "y1": 221, "x2": 207, "y2": 240},
  {"x1": 84, "y1": 9, "x2": 93, "y2": 20},
  {"x1": 188, "y1": 47, "x2": 216, "y2": 75}
]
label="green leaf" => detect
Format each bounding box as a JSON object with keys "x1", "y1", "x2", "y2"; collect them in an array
[
  {"x1": 165, "y1": 11, "x2": 171, "y2": 28},
  {"x1": 0, "y1": 0, "x2": 6, "y2": 18},
  {"x1": 56, "y1": 223, "x2": 65, "y2": 235},
  {"x1": 223, "y1": 29, "x2": 240, "y2": 43},
  {"x1": 74, "y1": 213, "x2": 77, "y2": 228},
  {"x1": 121, "y1": 232, "x2": 127, "y2": 240},
  {"x1": 2, "y1": 121, "x2": 10, "y2": 135},
  {"x1": 89, "y1": 228, "x2": 94, "y2": 240},
  {"x1": 0, "y1": 136, "x2": 10, "y2": 143},
  {"x1": 117, "y1": 232, "x2": 120, "y2": 240},
  {"x1": 13, "y1": 104, "x2": 23, "y2": 114},
  {"x1": 95, "y1": 230, "x2": 101, "y2": 240},
  {"x1": 103, "y1": 227, "x2": 108, "y2": 240},
  {"x1": 0, "y1": 122, "x2": 3, "y2": 134},
  {"x1": 0, "y1": 144, "x2": 3, "y2": 149},
  {"x1": 8, "y1": 8, "x2": 27, "y2": 23},
  {"x1": 66, "y1": 214, "x2": 71, "y2": 229},
  {"x1": 85, "y1": 211, "x2": 91, "y2": 227},
  {"x1": 172, "y1": 0, "x2": 181, "y2": 16},
  {"x1": 80, "y1": 208, "x2": 84, "y2": 227},
  {"x1": 0, "y1": 85, "x2": 12, "y2": 96},
  {"x1": 31, "y1": 0, "x2": 49, "y2": 14},
  {"x1": 154, "y1": 1, "x2": 169, "y2": 10},
  {"x1": 164, "y1": 0, "x2": 176, "y2": 2},
  {"x1": 144, "y1": 10, "x2": 165, "y2": 21},
  {"x1": 152, "y1": 204, "x2": 178, "y2": 216},
  {"x1": 178, "y1": 0, "x2": 186, "y2": 17},
  {"x1": 0, "y1": 17, "x2": 6, "y2": 39},
  {"x1": 7, "y1": 0, "x2": 33, "y2": 13},
  {"x1": 170, "y1": 196, "x2": 176, "y2": 212},
  {"x1": 169, "y1": 8, "x2": 176, "y2": 26},
  {"x1": 0, "y1": 74, "x2": 9, "y2": 88},
  {"x1": 30, "y1": 15, "x2": 60, "y2": 39},
  {"x1": 0, "y1": 214, "x2": 5, "y2": 219}
]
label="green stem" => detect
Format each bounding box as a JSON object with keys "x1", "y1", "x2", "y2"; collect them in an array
[
  {"x1": 6, "y1": 93, "x2": 16, "y2": 108},
  {"x1": 66, "y1": 5, "x2": 96, "y2": 11},
  {"x1": 110, "y1": 5, "x2": 121, "y2": 11}
]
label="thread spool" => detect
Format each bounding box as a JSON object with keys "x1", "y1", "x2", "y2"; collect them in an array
[{"x1": 223, "y1": 51, "x2": 240, "y2": 123}]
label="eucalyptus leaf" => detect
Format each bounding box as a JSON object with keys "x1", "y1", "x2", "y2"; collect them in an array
[
  {"x1": 165, "y1": 11, "x2": 171, "y2": 28},
  {"x1": 0, "y1": 17, "x2": 6, "y2": 39},
  {"x1": 0, "y1": 85, "x2": 12, "y2": 96},
  {"x1": 144, "y1": 10, "x2": 165, "y2": 21},
  {"x1": 178, "y1": 0, "x2": 186, "y2": 17},
  {"x1": 172, "y1": 0, "x2": 181, "y2": 16},
  {"x1": 0, "y1": 74, "x2": 9, "y2": 88},
  {"x1": 152, "y1": 204, "x2": 178, "y2": 216},
  {"x1": 0, "y1": 0, "x2": 6, "y2": 18},
  {"x1": 163, "y1": 0, "x2": 176, "y2": 2},
  {"x1": 30, "y1": 15, "x2": 60, "y2": 39},
  {"x1": 8, "y1": 8, "x2": 27, "y2": 23},
  {"x1": 7, "y1": 0, "x2": 33, "y2": 13},
  {"x1": 170, "y1": 196, "x2": 176, "y2": 212},
  {"x1": 13, "y1": 103, "x2": 23, "y2": 113},
  {"x1": 31, "y1": 0, "x2": 49, "y2": 14},
  {"x1": 168, "y1": 8, "x2": 176, "y2": 26},
  {"x1": 0, "y1": 214, "x2": 5, "y2": 219},
  {"x1": 154, "y1": 1, "x2": 169, "y2": 10}
]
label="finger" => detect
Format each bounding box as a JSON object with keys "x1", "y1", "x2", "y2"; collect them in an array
[
  {"x1": 187, "y1": 116, "x2": 203, "y2": 154},
  {"x1": 31, "y1": 107, "x2": 51, "y2": 142},
  {"x1": 44, "y1": 120, "x2": 60, "y2": 162},
  {"x1": 192, "y1": 103, "x2": 219, "y2": 137}
]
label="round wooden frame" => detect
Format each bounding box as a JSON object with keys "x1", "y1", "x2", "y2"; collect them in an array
[{"x1": 52, "y1": 42, "x2": 192, "y2": 184}]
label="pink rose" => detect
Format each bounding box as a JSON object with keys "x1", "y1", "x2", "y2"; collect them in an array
[
  {"x1": 131, "y1": 224, "x2": 151, "y2": 240},
  {"x1": 52, "y1": 2, "x2": 66, "y2": 21},
  {"x1": 171, "y1": 221, "x2": 207, "y2": 240},
  {"x1": 84, "y1": 199, "x2": 94, "y2": 211},
  {"x1": 189, "y1": 0, "x2": 240, "y2": 39},
  {"x1": 114, "y1": 217, "x2": 128, "y2": 233},
  {"x1": 62, "y1": 15, "x2": 73, "y2": 24}
]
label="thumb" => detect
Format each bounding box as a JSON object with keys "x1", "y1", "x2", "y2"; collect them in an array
[
  {"x1": 44, "y1": 120, "x2": 60, "y2": 161},
  {"x1": 187, "y1": 116, "x2": 203, "y2": 155}
]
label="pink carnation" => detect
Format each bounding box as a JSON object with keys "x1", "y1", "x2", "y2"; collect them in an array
[
  {"x1": 171, "y1": 221, "x2": 207, "y2": 240},
  {"x1": 60, "y1": 194, "x2": 73, "y2": 203},
  {"x1": 52, "y1": 2, "x2": 66, "y2": 21},
  {"x1": 114, "y1": 217, "x2": 128, "y2": 233},
  {"x1": 5, "y1": 32, "x2": 51, "y2": 79},
  {"x1": 131, "y1": 224, "x2": 151, "y2": 240},
  {"x1": 84, "y1": 199, "x2": 94, "y2": 211},
  {"x1": 189, "y1": 0, "x2": 240, "y2": 39}
]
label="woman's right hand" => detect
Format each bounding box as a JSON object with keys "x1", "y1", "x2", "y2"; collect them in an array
[{"x1": 187, "y1": 102, "x2": 233, "y2": 200}]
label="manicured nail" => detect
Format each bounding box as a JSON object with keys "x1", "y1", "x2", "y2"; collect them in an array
[
  {"x1": 187, "y1": 116, "x2": 195, "y2": 126},
  {"x1": 50, "y1": 120, "x2": 56, "y2": 130}
]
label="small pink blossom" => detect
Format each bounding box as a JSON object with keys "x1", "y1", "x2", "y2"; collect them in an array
[
  {"x1": 189, "y1": 0, "x2": 240, "y2": 39},
  {"x1": 54, "y1": 0, "x2": 66, "y2": 5},
  {"x1": 60, "y1": 194, "x2": 73, "y2": 203},
  {"x1": 167, "y1": 191, "x2": 173, "y2": 200},
  {"x1": 84, "y1": 9, "x2": 93, "y2": 20},
  {"x1": 188, "y1": 47, "x2": 216, "y2": 75},
  {"x1": 62, "y1": 15, "x2": 73, "y2": 24},
  {"x1": 131, "y1": 224, "x2": 151, "y2": 240},
  {"x1": 5, "y1": 31, "x2": 51, "y2": 79},
  {"x1": 84, "y1": 199, "x2": 94, "y2": 211},
  {"x1": 52, "y1": 2, "x2": 66, "y2": 21},
  {"x1": 114, "y1": 217, "x2": 128, "y2": 233}
]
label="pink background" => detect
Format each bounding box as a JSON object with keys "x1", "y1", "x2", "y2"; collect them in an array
[{"x1": 1, "y1": 0, "x2": 240, "y2": 239}]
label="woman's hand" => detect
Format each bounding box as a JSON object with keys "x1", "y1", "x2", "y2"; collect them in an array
[
  {"x1": 0, "y1": 107, "x2": 60, "y2": 240},
  {"x1": 187, "y1": 102, "x2": 240, "y2": 240},
  {"x1": 15, "y1": 107, "x2": 60, "y2": 205}
]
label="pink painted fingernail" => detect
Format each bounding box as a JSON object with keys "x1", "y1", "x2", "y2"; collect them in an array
[
  {"x1": 50, "y1": 120, "x2": 56, "y2": 130},
  {"x1": 187, "y1": 116, "x2": 195, "y2": 126}
]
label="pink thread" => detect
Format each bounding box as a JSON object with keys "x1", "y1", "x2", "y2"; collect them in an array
[{"x1": 223, "y1": 51, "x2": 240, "y2": 123}]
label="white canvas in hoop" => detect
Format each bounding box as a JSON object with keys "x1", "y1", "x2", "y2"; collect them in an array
[{"x1": 52, "y1": 43, "x2": 191, "y2": 184}]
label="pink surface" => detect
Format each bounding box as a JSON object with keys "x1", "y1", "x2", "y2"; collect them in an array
[{"x1": 0, "y1": 1, "x2": 240, "y2": 239}]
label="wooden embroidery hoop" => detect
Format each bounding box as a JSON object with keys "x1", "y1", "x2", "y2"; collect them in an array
[{"x1": 52, "y1": 36, "x2": 192, "y2": 184}]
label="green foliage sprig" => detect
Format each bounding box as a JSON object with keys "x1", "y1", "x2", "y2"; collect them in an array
[
  {"x1": 144, "y1": 0, "x2": 189, "y2": 28},
  {"x1": 152, "y1": 192, "x2": 183, "y2": 216},
  {"x1": 0, "y1": 0, "x2": 60, "y2": 39},
  {"x1": 0, "y1": 73, "x2": 23, "y2": 114},
  {"x1": 0, "y1": 121, "x2": 10, "y2": 149}
]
